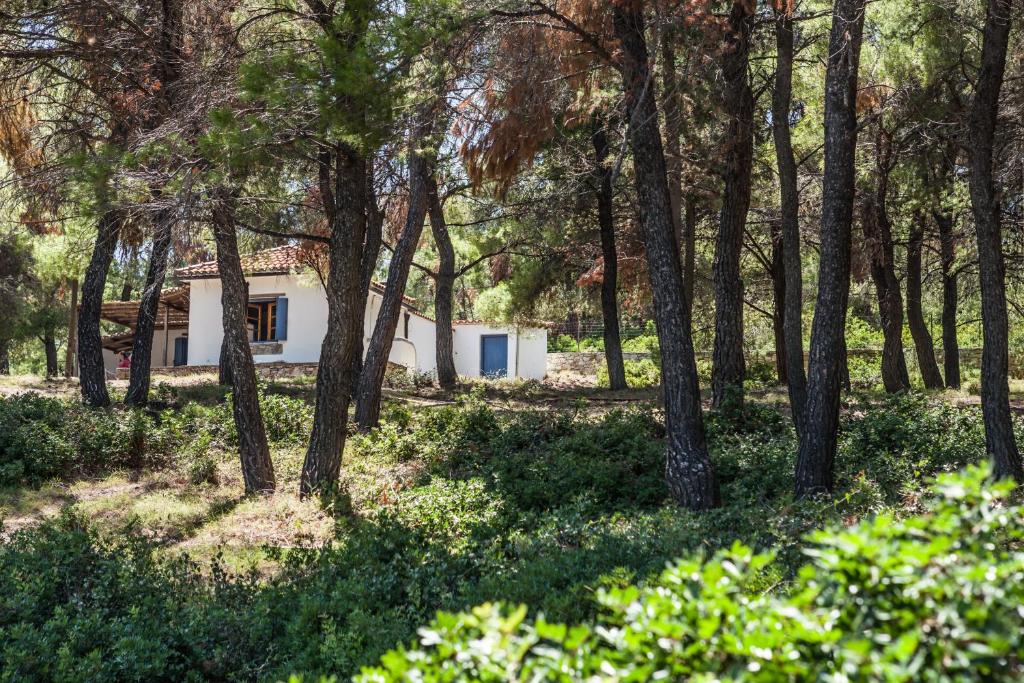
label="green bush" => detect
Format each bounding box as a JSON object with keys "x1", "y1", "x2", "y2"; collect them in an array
[
  {"x1": 0, "y1": 390, "x2": 314, "y2": 488},
  {"x1": 0, "y1": 394, "x2": 174, "y2": 486},
  {"x1": 0, "y1": 389, "x2": 1001, "y2": 681},
  {"x1": 359, "y1": 464, "x2": 1024, "y2": 682},
  {"x1": 597, "y1": 358, "x2": 660, "y2": 388},
  {"x1": 620, "y1": 321, "x2": 659, "y2": 354},
  {"x1": 258, "y1": 392, "x2": 314, "y2": 444},
  {"x1": 547, "y1": 334, "x2": 578, "y2": 352}
]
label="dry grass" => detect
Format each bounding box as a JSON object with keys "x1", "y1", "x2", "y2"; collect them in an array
[{"x1": 0, "y1": 446, "x2": 337, "y2": 572}]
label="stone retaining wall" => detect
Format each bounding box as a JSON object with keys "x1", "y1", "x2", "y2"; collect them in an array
[
  {"x1": 116, "y1": 361, "x2": 320, "y2": 381},
  {"x1": 546, "y1": 347, "x2": 1021, "y2": 379}
]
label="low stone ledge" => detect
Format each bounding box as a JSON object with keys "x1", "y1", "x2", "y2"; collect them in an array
[
  {"x1": 116, "y1": 361, "x2": 320, "y2": 381},
  {"x1": 115, "y1": 360, "x2": 409, "y2": 381}
]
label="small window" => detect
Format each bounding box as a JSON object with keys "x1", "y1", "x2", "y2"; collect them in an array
[
  {"x1": 247, "y1": 300, "x2": 277, "y2": 342},
  {"x1": 403, "y1": 312, "x2": 411, "y2": 339}
]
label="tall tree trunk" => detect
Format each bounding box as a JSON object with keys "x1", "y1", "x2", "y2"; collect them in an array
[
  {"x1": 43, "y1": 331, "x2": 58, "y2": 378},
  {"x1": 120, "y1": 244, "x2": 137, "y2": 301},
  {"x1": 125, "y1": 0, "x2": 183, "y2": 405},
  {"x1": 906, "y1": 216, "x2": 944, "y2": 389},
  {"x1": 64, "y1": 278, "x2": 78, "y2": 377},
  {"x1": 125, "y1": 206, "x2": 174, "y2": 405},
  {"x1": 683, "y1": 195, "x2": 696, "y2": 317},
  {"x1": 612, "y1": 1, "x2": 719, "y2": 509},
  {"x1": 212, "y1": 187, "x2": 275, "y2": 494},
  {"x1": 661, "y1": 31, "x2": 684, "y2": 247},
  {"x1": 967, "y1": 0, "x2": 1022, "y2": 481},
  {"x1": 428, "y1": 177, "x2": 457, "y2": 390},
  {"x1": 592, "y1": 122, "x2": 627, "y2": 390},
  {"x1": 301, "y1": 146, "x2": 367, "y2": 497},
  {"x1": 770, "y1": 220, "x2": 788, "y2": 384},
  {"x1": 712, "y1": 0, "x2": 754, "y2": 410},
  {"x1": 794, "y1": 0, "x2": 866, "y2": 498},
  {"x1": 862, "y1": 128, "x2": 910, "y2": 393},
  {"x1": 355, "y1": 124, "x2": 433, "y2": 430},
  {"x1": 772, "y1": 5, "x2": 806, "y2": 431},
  {"x1": 351, "y1": 163, "x2": 383, "y2": 396},
  {"x1": 935, "y1": 210, "x2": 961, "y2": 388},
  {"x1": 78, "y1": 209, "x2": 122, "y2": 407}
]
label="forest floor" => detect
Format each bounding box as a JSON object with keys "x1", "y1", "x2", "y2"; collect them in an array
[
  {"x1": 0, "y1": 372, "x2": 662, "y2": 571},
  {"x1": 0, "y1": 368, "x2": 1007, "y2": 574},
  {"x1": 0, "y1": 370, "x2": 1006, "y2": 680}
]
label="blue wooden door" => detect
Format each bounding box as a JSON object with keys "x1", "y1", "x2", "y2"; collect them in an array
[{"x1": 480, "y1": 335, "x2": 508, "y2": 377}]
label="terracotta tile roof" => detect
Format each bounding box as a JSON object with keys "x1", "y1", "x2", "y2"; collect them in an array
[
  {"x1": 175, "y1": 245, "x2": 301, "y2": 279},
  {"x1": 176, "y1": 245, "x2": 418, "y2": 307}
]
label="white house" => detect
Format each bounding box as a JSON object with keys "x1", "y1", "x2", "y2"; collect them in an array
[{"x1": 158, "y1": 245, "x2": 547, "y2": 380}]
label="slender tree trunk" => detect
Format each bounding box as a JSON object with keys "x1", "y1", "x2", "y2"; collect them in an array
[
  {"x1": 935, "y1": 210, "x2": 961, "y2": 388},
  {"x1": 43, "y1": 331, "x2": 58, "y2": 378},
  {"x1": 712, "y1": 1, "x2": 754, "y2": 410},
  {"x1": 794, "y1": 0, "x2": 867, "y2": 498},
  {"x1": 212, "y1": 187, "x2": 275, "y2": 494},
  {"x1": 906, "y1": 216, "x2": 944, "y2": 389},
  {"x1": 683, "y1": 195, "x2": 696, "y2": 317},
  {"x1": 661, "y1": 31, "x2": 684, "y2": 246},
  {"x1": 125, "y1": 0, "x2": 183, "y2": 404},
  {"x1": 967, "y1": 0, "x2": 1022, "y2": 481},
  {"x1": 125, "y1": 206, "x2": 175, "y2": 405},
  {"x1": 351, "y1": 164, "x2": 383, "y2": 396},
  {"x1": 428, "y1": 177, "x2": 457, "y2": 390},
  {"x1": 770, "y1": 220, "x2": 788, "y2": 384},
  {"x1": 592, "y1": 122, "x2": 627, "y2": 390},
  {"x1": 0, "y1": 340, "x2": 9, "y2": 375},
  {"x1": 301, "y1": 146, "x2": 367, "y2": 497},
  {"x1": 64, "y1": 278, "x2": 78, "y2": 377},
  {"x1": 120, "y1": 244, "x2": 138, "y2": 301},
  {"x1": 772, "y1": 5, "x2": 806, "y2": 430},
  {"x1": 862, "y1": 129, "x2": 910, "y2": 393},
  {"x1": 355, "y1": 124, "x2": 433, "y2": 430},
  {"x1": 612, "y1": 1, "x2": 719, "y2": 509},
  {"x1": 78, "y1": 209, "x2": 122, "y2": 407}
]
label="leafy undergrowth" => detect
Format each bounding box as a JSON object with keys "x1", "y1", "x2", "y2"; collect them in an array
[
  {"x1": 363, "y1": 465, "x2": 1024, "y2": 682},
  {"x1": 0, "y1": 386, "x2": 1004, "y2": 680}
]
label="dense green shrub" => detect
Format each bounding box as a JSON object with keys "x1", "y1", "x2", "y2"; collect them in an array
[
  {"x1": 0, "y1": 390, "x2": 314, "y2": 488},
  {"x1": 357, "y1": 395, "x2": 667, "y2": 514},
  {"x1": 834, "y1": 393, "x2": 985, "y2": 507},
  {"x1": 0, "y1": 390, "x2": 1001, "y2": 681},
  {"x1": 359, "y1": 465, "x2": 1024, "y2": 682},
  {"x1": 547, "y1": 334, "x2": 578, "y2": 352},
  {"x1": 258, "y1": 392, "x2": 314, "y2": 444},
  {"x1": 0, "y1": 394, "x2": 174, "y2": 486},
  {"x1": 620, "y1": 321, "x2": 659, "y2": 354},
  {"x1": 596, "y1": 358, "x2": 660, "y2": 388}
]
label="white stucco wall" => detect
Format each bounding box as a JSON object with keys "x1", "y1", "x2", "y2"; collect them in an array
[
  {"x1": 451, "y1": 324, "x2": 547, "y2": 380},
  {"x1": 184, "y1": 275, "x2": 436, "y2": 374},
  {"x1": 186, "y1": 275, "x2": 329, "y2": 366},
  {"x1": 515, "y1": 327, "x2": 548, "y2": 379},
  {"x1": 363, "y1": 292, "x2": 437, "y2": 376}
]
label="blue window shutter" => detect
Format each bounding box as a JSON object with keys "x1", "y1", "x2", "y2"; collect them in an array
[{"x1": 275, "y1": 297, "x2": 288, "y2": 341}]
